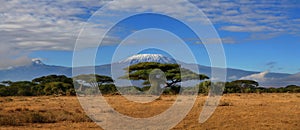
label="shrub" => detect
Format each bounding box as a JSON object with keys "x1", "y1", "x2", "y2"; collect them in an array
[
  {"x1": 26, "y1": 112, "x2": 56, "y2": 123},
  {"x1": 219, "y1": 101, "x2": 232, "y2": 106},
  {"x1": 0, "y1": 115, "x2": 23, "y2": 126}
]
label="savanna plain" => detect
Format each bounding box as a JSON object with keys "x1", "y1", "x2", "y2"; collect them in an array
[{"x1": 0, "y1": 93, "x2": 299, "y2": 130}]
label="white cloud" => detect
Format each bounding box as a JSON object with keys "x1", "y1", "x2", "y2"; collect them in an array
[
  {"x1": 0, "y1": 0, "x2": 299, "y2": 68},
  {"x1": 228, "y1": 75, "x2": 238, "y2": 80},
  {"x1": 262, "y1": 73, "x2": 300, "y2": 87},
  {"x1": 220, "y1": 25, "x2": 275, "y2": 32},
  {"x1": 240, "y1": 71, "x2": 300, "y2": 87},
  {"x1": 193, "y1": 37, "x2": 236, "y2": 44},
  {"x1": 240, "y1": 71, "x2": 269, "y2": 82},
  {"x1": 0, "y1": 0, "x2": 107, "y2": 68},
  {"x1": 106, "y1": 0, "x2": 201, "y2": 20},
  {"x1": 193, "y1": 0, "x2": 300, "y2": 39},
  {"x1": 0, "y1": 43, "x2": 32, "y2": 69}
]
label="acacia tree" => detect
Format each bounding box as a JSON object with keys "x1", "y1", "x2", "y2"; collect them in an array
[
  {"x1": 73, "y1": 74, "x2": 114, "y2": 87},
  {"x1": 1, "y1": 81, "x2": 13, "y2": 86},
  {"x1": 43, "y1": 82, "x2": 73, "y2": 95},
  {"x1": 225, "y1": 80, "x2": 259, "y2": 93},
  {"x1": 32, "y1": 75, "x2": 73, "y2": 84},
  {"x1": 198, "y1": 80, "x2": 211, "y2": 94},
  {"x1": 32, "y1": 75, "x2": 75, "y2": 96},
  {"x1": 120, "y1": 62, "x2": 209, "y2": 94},
  {"x1": 73, "y1": 74, "x2": 114, "y2": 94}
]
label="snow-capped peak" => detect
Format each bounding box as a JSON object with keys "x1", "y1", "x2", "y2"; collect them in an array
[
  {"x1": 31, "y1": 58, "x2": 44, "y2": 65},
  {"x1": 119, "y1": 54, "x2": 177, "y2": 64}
]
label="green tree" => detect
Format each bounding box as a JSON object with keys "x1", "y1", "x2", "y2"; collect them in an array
[
  {"x1": 73, "y1": 74, "x2": 114, "y2": 94},
  {"x1": 32, "y1": 75, "x2": 73, "y2": 84},
  {"x1": 9, "y1": 81, "x2": 36, "y2": 96},
  {"x1": 121, "y1": 62, "x2": 209, "y2": 94},
  {"x1": 198, "y1": 80, "x2": 211, "y2": 94},
  {"x1": 285, "y1": 85, "x2": 300, "y2": 93},
  {"x1": 1, "y1": 80, "x2": 13, "y2": 86},
  {"x1": 31, "y1": 84, "x2": 46, "y2": 96},
  {"x1": 43, "y1": 82, "x2": 73, "y2": 95},
  {"x1": 99, "y1": 84, "x2": 117, "y2": 95},
  {"x1": 0, "y1": 84, "x2": 9, "y2": 96},
  {"x1": 225, "y1": 80, "x2": 259, "y2": 93},
  {"x1": 225, "y1": 82, "x2": 241, "y2": 93},
  {"x1": 32, "y1": 75, "x2": 75, "y2": 96},
  {"x1": 73, "y1": 74, "x2": 113, "y2": 87},
  {"x1": 255, "y1": 87, "x2": 267, "y2": 93}
]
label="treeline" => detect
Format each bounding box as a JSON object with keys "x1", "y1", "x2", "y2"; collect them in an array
[
  {"x1": 0, "y1": 74, "x2": 300, "y2": 97},
  {"x1": 0, "y1": 74, "x2": 119, "y2": 96},
  {"x1": 198, "y1": 80, "x2": 300, "y2": 94},
  {"x1": 0, "y1": 75, "x2": 76, "y2": 96}
]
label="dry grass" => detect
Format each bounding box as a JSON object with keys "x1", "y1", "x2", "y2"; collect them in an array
[
  {"x1": 0, "y1": 96, "x2": 92, "y2": 127},
  {"x1": 0, "y1": 93, "x2": 299, "y2": 129}
]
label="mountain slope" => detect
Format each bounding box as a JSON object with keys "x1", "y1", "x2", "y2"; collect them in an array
[
  {"x1": 0, "y1": 59, "x2": 71, "y2": 81},
  {"x1": 0, "y1": 54, "x2": 291, "y2": 86}
]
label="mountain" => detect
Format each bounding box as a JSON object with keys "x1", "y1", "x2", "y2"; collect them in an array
[
  {"x1": 118, "y1": 54, "x2": 177, "y2": 64},
  {"x1": 0, "y1": 59, "x2": 71, "y2": 81},
  {"x1": 0, "y1": 54, "x2": 292, "y2": 87}
]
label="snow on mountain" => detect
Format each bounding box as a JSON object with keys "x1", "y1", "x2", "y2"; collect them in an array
[
  {"x1": 118, "y1": 54, "x2": 177, "y2": 64},
  {"x1": 31, "y1": 58, "x2": 45, "y2": 65}
]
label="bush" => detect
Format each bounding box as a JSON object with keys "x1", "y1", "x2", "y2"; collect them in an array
[
  {"x1": 0, "y1": 115, "x2": 23, "y2": 126},
  {"x1": 27, "y1": 113, "x2": 51, "y2": 123},
  {"x1": 99, "y1": 84, "x2": 117, "y2": 95},
  {"x1": 219, "y1": 101, "x2": 232, "y2": 106}
]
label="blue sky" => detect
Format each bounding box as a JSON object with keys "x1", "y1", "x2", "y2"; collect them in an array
[{"x1": 1, "y1": 0, "x2": 300, "y2": 75}]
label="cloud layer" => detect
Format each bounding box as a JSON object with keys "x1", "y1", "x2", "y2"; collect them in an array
[
  {"x1": 240, "y1": 71, "x2": 300, "y2": 87},
  {"x1": 240, "y1": 71, "x2": 269, "y2": 82},
  {"x1": 194, "y1": 0, "x2": 300, "y2": 38},
  {"x1": 1, "y1": 0, "x2": 299, "y2": 68},
  {"x1": 0, "y1": 0, "x2": 105, "y2": 68}
]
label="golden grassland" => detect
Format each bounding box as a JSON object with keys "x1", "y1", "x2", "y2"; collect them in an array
[{"x1": 0, "y1": 93, "x2": 299, "y2": 130}]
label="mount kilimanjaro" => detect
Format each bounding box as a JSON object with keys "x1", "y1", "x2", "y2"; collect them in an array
[
  {"x1": 0, "y1": 54, "x2": 291, "y2": 87},
  {"x1": 118, "y1": 54, "x2": 177, "y2": 64}
]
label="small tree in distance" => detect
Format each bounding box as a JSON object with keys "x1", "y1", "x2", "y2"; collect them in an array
[
  {"x1": 73, "y1": 74, "x2": 114, "y2": 87},
  {"x1": 73, "y1": 74, "x2": 114, "y2": 95}
]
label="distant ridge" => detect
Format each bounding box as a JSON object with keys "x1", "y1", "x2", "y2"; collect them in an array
[{"x1": 0, "y1": 54, "x2": 293, "y2": 87}]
